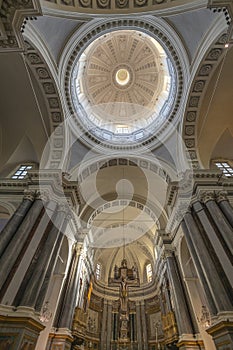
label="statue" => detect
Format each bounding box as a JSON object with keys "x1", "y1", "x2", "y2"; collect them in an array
[{"x1": 120, "y1": 277, "x2": 129, "y2": 317}]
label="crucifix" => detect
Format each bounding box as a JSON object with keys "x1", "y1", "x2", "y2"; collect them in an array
[{"x1": 109, "y1": 258, "x2": 139, "y2": 342}]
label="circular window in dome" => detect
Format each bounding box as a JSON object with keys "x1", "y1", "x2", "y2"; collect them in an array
[{"x1": 70, "y1": 30, "x2": 177, "y2": 146}]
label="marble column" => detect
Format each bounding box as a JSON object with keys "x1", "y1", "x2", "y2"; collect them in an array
[
  {"x1": 159, "y1": 292, "x2": 166, "y2": 316},
  {"x1": 15, "y1": 204, "x2": 68, "y2": 308},
  {"x1": 184, "y1": 209, "x2": 233, "y2": 313},
  {"x1": 48, "y1": 243, "x2": 82, "y2": 350},
  {"x1": 35, "y1": 231, "x2": 64, "y2": 312},
  {"x1": 55, "y1": 243, "x2": 82, "y2": 330},
  {"x1": 166, "y1": 253, "x2": 203, "y2": 350},
  {"x1": 0, "y1": 193, "x2": 45, "y2": 298},
  {"x1": 136, "y1": 301, "x2": 142, "y2": 350},
  {"x1": 164, "y1": 278, "x2": 172, "y2": 313},
  {"x1": 141, "y1": 301, "x2": 148, "y2": 350},
  {"x1": 203, "y1": 192, "x2": 233, "y2": 259},
  {"x1": 181, "y1": 220, "x2": 217, "y2": 316},
  {"x1": 101, "y1": 300, "x2": 108, "y2": 350},
  {"x1": 217, "y1": 191, "x2": 233, "y2": 228},
  {"x1": 166, "y1": 253, "x2": 195, "y2": 336},
  {"x1": 0, "y1": 190, "x2": 35, "y2": 258},
  {"x1": 106, "y1": 301, "x2": 112, "y2": 349}
]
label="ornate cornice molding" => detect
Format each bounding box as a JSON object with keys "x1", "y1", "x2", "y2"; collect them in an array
[
  {"x1": 0, "y1": 170, "x2": 81, "y2": 210},
  {"x1": 0, "y1": 0, "x2": 41, "y2": 52},
  {"x1": 208, "y1": 0, "x2": 233, "y2": 27},
  {"x1": 41, "y1": 0, "x2": 206, "y2": 17},
  {"x1": 165, "y1": 169, "x2": 233, "y2": 233}
]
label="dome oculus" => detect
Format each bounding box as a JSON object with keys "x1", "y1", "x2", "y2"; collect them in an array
[{"x1": 115, "y1": 68, "x2": 130, "y2": 86}]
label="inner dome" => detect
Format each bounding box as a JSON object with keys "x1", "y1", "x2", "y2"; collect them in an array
[{"x1": 71, "y1": 30, "x2": 176, "y2": 145}]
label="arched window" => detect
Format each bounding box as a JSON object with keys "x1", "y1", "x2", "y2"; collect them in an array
[
  {"x1": 95, "y1": 263, "x2": 101, "y2": 281},
  {"x1": 146, "y1": 263, "x2": 152, "y2": 283},
  {"x1": 11, "y1": 164, "x2": 34, "y2": 179},
  {"x1": 213, "y1": 160, "x2": 233, "y2": 177}
]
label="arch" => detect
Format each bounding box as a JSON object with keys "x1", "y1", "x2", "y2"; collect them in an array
[
  {"x1": 182, "y1": 30, "x2": 229, "y2": 169},
  {"x1": 35, "y1": 235, "x2": 70, "y2": 350},
  {"x1": 22, "y1": 34, "x2": 66, "y2": 170}
]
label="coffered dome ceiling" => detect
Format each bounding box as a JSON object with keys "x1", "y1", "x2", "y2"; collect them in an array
[{"x1": 70, "y1": 29, "x2": 178, "y2": 146}]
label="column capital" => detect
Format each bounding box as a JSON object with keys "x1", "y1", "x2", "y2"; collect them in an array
[
  {"x1": 57, "y1": 202, "x2": 71, "y2": 216},
  {"x1": 200, "y1": 191, "x2": 215, "y2": 204},
  {"x1": 23, "y1": 189, "x2": 36, "y2": 201},
  {"x1": 35, "y1": 189, "x2": 50, "y2": 202},
  {"x1": 216, "y1": 190, "x2": 228, "y2": 203},
  {"x1": 74, "y1": 242, "x2": 83, "y2": 256},
  {"x1": 163, "y1": 247, "x2": 175, "y2": 260}
]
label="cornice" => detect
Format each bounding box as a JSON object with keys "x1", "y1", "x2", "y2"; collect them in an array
[
  {"x1": 165, "y1": 169, "x2": 233, "y2": 233},
  {"x1": 0, "y1": 0, "x2": 42, "y2": 52},
  {"x1": 41, "y1": 0, "x2": 206, "y2": 18},
  {"x1": 0, "y1": 170, "x2": 82, "y2": 210}
]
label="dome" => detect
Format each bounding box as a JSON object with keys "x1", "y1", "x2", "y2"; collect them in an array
[{"x1": 70, "y1": 29, "x2": 177, "y2": 146}]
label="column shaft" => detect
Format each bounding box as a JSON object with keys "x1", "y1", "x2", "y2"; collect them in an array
[
  {"x1": 101, "y1": 300, "x2": 108, "y2": 350},
  {"x1": 166, "y1": 255, "x2": 194, "y2": 335},
  {"x1": 0, "y1": 196, "x2": 34, "y2": 258},
  {"x1": 35, "y1": 232, "x2": 64, "y2": 311},
  {"x1": 56, "y1": 246, "x2": 81, "y2": 330},
  {"x1": 164, "y1": 279, "x2": 172, "y2": 313},
  {"x1": 106, "y1": 301, "x2": 112, "y2": 349},
  {"x1": 205, "y1": 199, "x2": 233, "y2": 258},
  {"x1": 0, "y1": 198, "x2": 44, "y2": 293},
  {"x1": 16, "y1": 208, "x2": 67, "y2": 308},
  {"x1": 184, "y1": 210, "x2": 233, "y2": 312},
  {"x1": 218, "y1": 199, "x2": 233, "y2": 228},
  {"x1": 181, "y1": 220, "x2": 217, "y2": 316},
  {"x1": 136, "y1": 302, "x2": 142, "y2": 350},
  {"x1": 141, "y1": 302, "x2": 148, "y2": 350}
]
